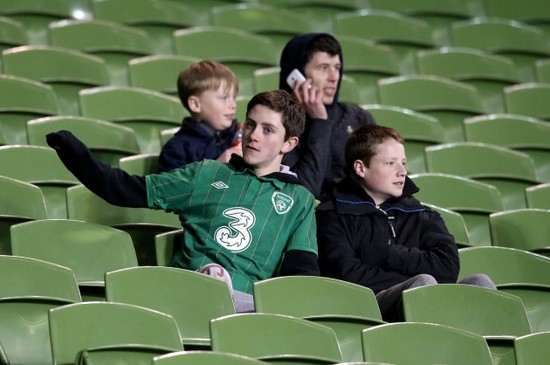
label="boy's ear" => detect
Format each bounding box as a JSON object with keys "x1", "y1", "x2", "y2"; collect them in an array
[
  {"x1": 281, "y1": 136, "x2": 299, "y2": 154},
  {"x1": 353, "y1": 159, "x2": 366, "y2": 178},
  {"x1": 188, "y1": 95, "x2": 201, "y2": 113}
]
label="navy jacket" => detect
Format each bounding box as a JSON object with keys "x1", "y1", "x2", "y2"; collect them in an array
[
  {"x1": 316, "y1": 176, "x2": 460, "y2": 294},
  {"x1": 279, "y1": 33, "x2": 376, "y2": 201}
]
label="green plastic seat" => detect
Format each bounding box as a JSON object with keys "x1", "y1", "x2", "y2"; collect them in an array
[
  {"x1": 254, "y1": 276, "x2": 385, "y2": 362},
  {"x1": 362, "y1": 104, "x2": 444, "y2": 174},
  {"x1": 128, "y1": 54, "x2": 200, "y2": 96},
  {"x1": 154, "y1": 229, "x2": 182, "y2": 267},
  {"x1": 377, "y1": 74, "x2": 485, "y2": 142},
  {"x1": 334, "y1": 9, "x2": 436, "y2": 74},
  {"x1": 369, "y1": 0, "x2": 480, "y2": 45},
  {"x1": 48, "y1": 301, "x2": 183, "y2": 365},
  {"x1": 525, "y1": 183, "x2": 550, "y2": 209},
  {"x1": 153, "y1": 350, "x2": 267, "y2": 365},
  {"x1": 119, "y1": 153, "x2": 159, "y2": 176},
  {"x1": 27, "y1": 115, "x2": 141, "y2": 167},
  {"x1": 464, "y1": 114, "x2": 550, "y2": 182},
  {"x1": 504, "y1": 82, "x2": 550, "y2": 121},
  {"x1": 79, "y1": 86, "x2": 185, "y2": 154},
  {"x1": 105, "y1": 266, "x2": 235, "y2": 348},
  {"x1": 0, "y1": 145, "x2": 79, "y2": 218},
  {"x1": 2, "y1": 45, "x2": 110, "y2": 115},
  {"x1": 423, "y1": 203, "x2": 471, "y2": 247},
  {"x1": 415, "y1": 47, "x2": 520, "y2": 113},
  {"x1": 514, "y1": 331, "x2": 550, "y2": 364},
  {"x1": 10, "y1": 219, "x2": 138, "y2": 300},
  {"x1": 0, "y1": 15, "x2": 28, "y2": 51},
  {"x1": 449, "y1": 18, "x2": 550, "y2": 82},
  {"x1": 489, "y1": 209, "x2": 550, "y2": 257},
  {"x1": 338, "y1": 36, "x2": 401, "y2": 103},
  {"x1": 535, "y1": 59, "x2": 550, "y2": 83},
  {"x1": 361, "y1": 322, "x2": 494, "y2": 365},
  {"x1": 0, "y1": 176, "x2": 48, "y2": 254},
  {"x1": 48, "y1": 19, "x2": 153, "y2": 86},
  {"x1": 75, "y1": 345, "x2": 178, "y2": 365},
  {"x1": 91, "y1": 0, "x2": 197, "y2": 54},
  {"x1": 411, "y1": 173, "x2": 504, "y2": 246},
  {"x1": 209, "y1": 3, "x2": 311, "y2": 50},
  {"x1": 253, "y1": 66, "x2": 280, "y2": 94},
  {"x1": 210, "y1": 313, "x2": 343, "y2": 364},
  {"x1": 0, "y1": 74, "x2": 60, "y2": 145},
  {"x1": 500, "y1": 284, "x2": 550, "y2": 333},
  {"x1": 173, "y1": 26, "x2": 279, "y2": 97},
  {"x1": 425, "y1": 142, "x2": 540, "y2": 210},
  {"x1": 66, "y1": 184, "x2": 181, "y2": 266},
  {"x1": 402, "y1": 284, "x2": 531, "y2": 365},
  {"x1": 483, "y1": 0, "x2": 550, "y2": 36}
]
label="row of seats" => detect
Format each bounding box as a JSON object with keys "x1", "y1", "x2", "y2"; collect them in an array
[{"x1": 1, "y1": 251, "x2": 548, "y2": 364}]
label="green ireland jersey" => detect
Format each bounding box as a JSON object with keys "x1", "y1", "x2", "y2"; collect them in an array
[{"x1": 146, "y1": 159, "x2": 318, "y2": 294}]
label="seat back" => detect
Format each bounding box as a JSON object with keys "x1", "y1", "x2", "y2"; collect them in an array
[
  {"x1": 0, "y1": 15, "x2": 28, "y2": 51},
  {"x1": 535, "y1": 59, "x2": 550, "y2": 82},
  {"x1": 105, "y1": 266, "x2": 235, "y2": 347},
  {"x1": 119, "y1": 153, "x2": 159, "y2": 176},
  {"x1": 423, "y1": 204, "x2": 470, "y2": 247},
  {"x1": 362, "y1": 322, "x2": 493, "y2": 365},
  {"x1": 153, "y1": 350, "x2": 267, "y2": 365},
  {"x1": 11, "y1": 219, "x2": 138, "y2": 285},
  {"x1": 458, "y1": 246, "x2": 550, "y2": 286},
  {"x1": 504, "y1": 82, "x2": 550, "y2": 120},
  {"x1": 525, "y1": 183, "x2": 550, "y2": 209},
  {"x1": 210, "y1": 313, "x2": 342, "y2": 363},
  {"x1": 514, "y1": 332, "x2": 550, "y2": 365},
  {"x1": 154, "y1": 229, "x2": 182, "y2": 267},
  {"x1": 49, "y1": 301, "x2": 182, "y2": 365},
  {"x1": 489, "y1": 209, "x2": 550, "y2": 254}
]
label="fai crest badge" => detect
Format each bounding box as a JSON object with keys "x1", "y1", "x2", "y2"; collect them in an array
[{"x1": 271, "y1": 192, "x2": 293, "y2": 215}]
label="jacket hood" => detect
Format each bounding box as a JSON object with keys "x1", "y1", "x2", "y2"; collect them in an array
[{"x1": 278, "y1": 33, "x2": 343, "y2": 107}]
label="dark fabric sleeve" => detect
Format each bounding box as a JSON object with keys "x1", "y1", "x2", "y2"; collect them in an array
[
  {"x1": 284, "y1": 117, "x2": 334, "y2": 199},
  {"x1": 158, "y1": 138, "x2": 189, "y2": 173},
  {"x1": 316, "y1": 209, "x2": 410, "y2": 293},
  {"x1": 279, "y1": 250, "x2": 320, "y2": 276},
  {"x1": 46, "y1": 130, "x2": 148, "y2": 207}
]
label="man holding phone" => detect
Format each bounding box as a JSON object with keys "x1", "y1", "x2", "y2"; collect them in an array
[{"x1": 279, "y1": 33, "x2": 376, "y2": 202}]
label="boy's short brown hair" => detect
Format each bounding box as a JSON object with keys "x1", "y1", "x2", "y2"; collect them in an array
[
  {"x1": 345, "y1": 125, "x2": 405, "y2": 171},
  {"x1": 177, "y1": 60, "x2": 238, "y2": 112},
  {"x1": 246, "y1": 90, "x2": 305, "y2": 140}
]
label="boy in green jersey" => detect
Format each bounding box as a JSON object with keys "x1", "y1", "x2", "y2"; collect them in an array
[{"x1": 47, "y1": 90, "x2": 320, "y2": 312}]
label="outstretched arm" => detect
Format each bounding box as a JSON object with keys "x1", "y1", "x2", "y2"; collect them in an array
[{"x1": 47, "y1": 130, "x2": 147, "y2": 207}]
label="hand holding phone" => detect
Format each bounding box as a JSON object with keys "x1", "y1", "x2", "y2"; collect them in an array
[{"x1": 286, "y1": 68, "x2": 306, "y2": 89}]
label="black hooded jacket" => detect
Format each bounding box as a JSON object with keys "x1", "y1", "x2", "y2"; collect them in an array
[
  {"x1": 316, "y1": 176, "x2": 460, "y2": 294},
  {"x1": 279, "y1": 33, "x2": 376, "y2": 202}
]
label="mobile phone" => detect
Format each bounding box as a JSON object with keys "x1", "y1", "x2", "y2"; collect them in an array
[{"x1": 286, "y1": 68, "x2": 306, "y2": 89}]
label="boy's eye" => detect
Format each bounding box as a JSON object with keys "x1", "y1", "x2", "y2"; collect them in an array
[{"x1": 264, "y1": 128, "x2": 274, "y2": 134}]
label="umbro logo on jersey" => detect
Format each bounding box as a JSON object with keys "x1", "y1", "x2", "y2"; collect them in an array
[{"x1": 212, "y1": 181, "x2": 229, "y2": 189}]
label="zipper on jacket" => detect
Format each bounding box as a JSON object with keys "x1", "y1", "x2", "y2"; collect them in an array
[{"x1": 375, "y1": 205, "x2": 396, "y2": 244}]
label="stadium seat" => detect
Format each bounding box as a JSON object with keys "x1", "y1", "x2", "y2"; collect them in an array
[
  {"x1": 338, "y1": 36, "x2": 401, "y2": 104},
  {"x1": 415, "y1": 47, "x2": 520, "y2": 113},
  {"x1": 525, "y1": 183, "x2": 550, "y2": 209},
  {"x1": 153, "y1": 351, "x2": 267, "y2": 365},
  {"x1": 514, "y1": 332, "x2": 550, "y2": 365},
  {"x1": 377, "y1": 75, "x2": 485, "y2": 142},
  {"x1": 78, "y1": 86, "x2": 185, "y2": 154},
  {"x1": 424, "y1": 142, "x2": 540, "y2": 210},
  {"x1": 410, "y1": 173, "x2": 503, "y2": 246},
  {"x1": 339, "y1": 75, "x2": 362, "y2": 104},
  {"x1": 361, "y1": 322, "x2": 494, "y2": 365},
  {"x1": 0, "y1": 144, "x2": 79, "y2": 218},
  {"x1": 463, "y1": 113, "x2": 550, "y2": 182},
  {"x1": 489, "y1": 209, "x2": 550, "y2": 257},
  {"x1": 66, "y1": 184, "x2": 181, "y2": 266},
  {"x1": 128, "y1": 54, "x2": 200, "y2": 96},
  {"x1": 119, "y1": 153, "x2": 159, "y2": 176},
  {"x1": 210, "y1": 313, "x2": 343, "y2": 364},
  {"x1": 0, "y1": 16, "x2": 28, "y2": 51},
  {"x1": 254, "y1": 276, "x2": 385, "y2": 362},
  {"x1": 10, "y1": 219, "x2": 138, "y2": 300},
  {"x1": 154, "y1": 229, "x2": 182, "y2": 266},
  {"x1": 252, "y1": 66, "x2": 280, "y2": 94},
  {"x1": 333, "y1": 10, "x2": 436, "y2": 74},
  {"x1": 208, "y1": 3, "x2": 311, "y2": 51},
  {"x1": 48, "y1": 19, "x2": 154, "y2": 86},
  {"x1": 534, "y1": 59, "x2": 550, "y2": 83},
  {"x1": 362, "y1": 104, "x2": 445, "y2": 174},
  {"x1": 483, "y1": 0, "x2": 550, "y2": 36},
  {"x1": 423, "y1": 203, "x2": 471, "y2": 247},
  {"x1": 503, "y1": 82, "x2": 550, "y2": 121},
  {"x1": 173, "y1": 26, "x2": 279, "y2": 97},
  {"x1": 27, "y1": 115, "x2": 141, "y2": 167},
  {"x1": 402, "y1": 284, "x2": 531, "y2": 365},
  {"x1": 48, "y1": 301, "x2": 183, "y2": 365},
  {"x1": 0, "y1": 74, "x2": 60, "y2": 145},
  {"x1": 91, "y1": 0, "x2": 196, "y2": 54},
  {"x1": 2, "y1": 45, "x2": 110, "y2": 115},
  {"x1": 449, "y1": 17, "x2": 550, "y2": 82},
  {"x1": 105, "y1": 266, "x2": 235, "y2": 348},
  {"x1": 369, "y1": 0, "x2": 480, "y2": 46}
]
